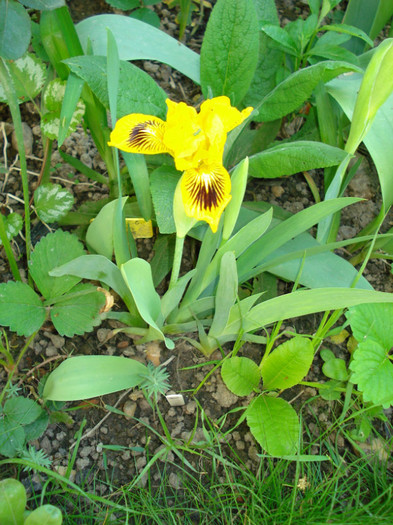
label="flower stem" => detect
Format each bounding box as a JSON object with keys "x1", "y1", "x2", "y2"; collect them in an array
[{"x1": 169, "y1": 235, "x2": 185, "y2": 289}]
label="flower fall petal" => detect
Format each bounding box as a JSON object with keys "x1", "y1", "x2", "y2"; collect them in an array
[
  {"x1": 108, "y1": 114, "x2": 168, "y2": 154},
  {"x1": 181, "y1": 163, "x2": 232, "y2": 233}
]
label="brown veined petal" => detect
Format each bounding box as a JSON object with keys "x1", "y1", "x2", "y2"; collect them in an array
[
  {"x1": 108, "y1": 114, "x2": 169, "y2": 154},
  {"x1": 180, "y1": 163, "x2": 232, "y2": 233}
]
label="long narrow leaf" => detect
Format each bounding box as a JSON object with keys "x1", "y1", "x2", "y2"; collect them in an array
[
  {"x1": 58, "y1": 73, "x2": 84, "y2": 146},
  {"x1": 222, "y1": 288, "x2": 393, "y2": 341},
  {"x1": 237, "y1": 198, "x2": 361, "y2": 280},
  {"x1": 107, "y1": 30, "x2": 131, "y2": 266},
  {"x1": 122, "y1": 152, "x2": 153, "y2": 221},
  {"x1": 121, "y1": 259, "x2": 174, "y2": 349},
  {"x1": 59, "y1": 150, "x2": 108, "y2": 185},
  {"x1": 209, "y1": 252, "x2": 238, "y2": 338}
]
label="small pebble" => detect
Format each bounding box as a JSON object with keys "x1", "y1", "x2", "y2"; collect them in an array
[
  {"x1": 45, "y1": 344, "x2": 58, "y2": 357},
  {"x1": 123, "y1": 400, "x2": 137, "y2": 420},
  {"x1": 44, "y1": 332, "x2": 65, "y2": 349},
  {"x1": 272, "y1": 185, "x2": 285, "y2": 198},
  {"x1": 168, "y1": 472, "x2": 181, "y2": 489},
  {"x1": 12, "y1": 122, "x2": 33, "y2": 155}
]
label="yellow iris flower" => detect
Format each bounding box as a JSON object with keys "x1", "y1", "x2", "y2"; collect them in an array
[{"x1": 108, "y1": 96, "x2": 253, "y2": 232}]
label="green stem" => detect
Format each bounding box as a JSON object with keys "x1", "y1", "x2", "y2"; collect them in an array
[
  {"x1": 0, "y1": 213, "x2": 21, "y2": 281},
  {"x1": 259, "y1": 320, "x2": 283, "y2": 368},
  {"x1": 0, "y1": 59, "x2": 31, "y2": 268},
  {"x1": 0, "y1": 331, "x2": 37, "y2": 406},
  {"x1": 40, "y1": 138, "x2": 53, "y2": 185},
  {"x1": 169, "y1": 235, "x2": 185, "y2": 289}
]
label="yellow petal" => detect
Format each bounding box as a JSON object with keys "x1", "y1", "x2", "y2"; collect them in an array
[
  {"x1": 108, "y1": 114, "x2": 168, "y2": 154},
  {"x1": 164, "y1": 99, "x2": 205, "y2": 169},
  {"x1": 199, "y1": 96, "x2": 253, "y2": 134},
  {"x1": 180, "y1": 163, "x2": 232, "y2": 233}
]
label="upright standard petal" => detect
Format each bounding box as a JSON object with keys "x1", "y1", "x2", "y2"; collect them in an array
[
  {"x1": 164, "y1": 99, "x2": 205, "y2": 170},
  {"x1": 108, "y1": 114, "x2": 168, "y2": 154},
  {"x1": 180, "y1": 163, "x2": 232, "y2": 233},
  {"x1": 199, "y1": 96, "x2": 254, "y2": 134}
]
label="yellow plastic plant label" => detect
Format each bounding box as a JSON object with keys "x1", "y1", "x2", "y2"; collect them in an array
[{"x1": 126, "y1": 218, "x2": 154, "y2": 239}]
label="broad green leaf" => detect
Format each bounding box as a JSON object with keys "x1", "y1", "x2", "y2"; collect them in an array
[
  {"x1": 322, "y1": 358, "x2": 349, "y2": 381},
  {"x1": 4, "y1": 397, "x2": 42, "y2": 425},
  {"x1": 0, "y1": 0, "x2": 31, "y2": 60},
  {"x1": 319, "y1": 23, "x2": 374, "y2": 48},
  {"x1": 243, "y1": 0, "x2": 281, "y2": 111},
  {"x1": 43, "y1": 355, "x2": 148, "y2": 401},
  {"x1": 0, "y1": 478, "x2": 27, "y2": 525},
  {"x1": 200, "y1": 0, "x2": 259, "y2": 105},
  {"x1": 41, "y1": 78, "x2": 85, "y2": 140},
  {"x1": 222, "y1": 288, "x2": 393, "y2": 343},
  {"x1": 65, "y1": 55, "x2": 166, "y2": 119},
  {"x1": 34, "y1": 183, "x2": 74, "y2": 223},
  {"x1": 319, "y1": 379, "x2": 343, "y2": 401},
  {"x1": 320, "y1": 348, "x2": 335, "y2": 361},
  {"x1": 151, "y1": 234, "x2": 176, "y2": 287},
  {"x1": 308, "y1": 0, "x2": 321, "y2": 15},
  {"x1": 253, "y1": 0, "x2": 279, "y2": 23},
  {"x1": 349, "y1": 340, "x2": 393, "y2": 408},
  {"x1": 257, "y1": 61, "x2": 361, "y2": 122},
  {"x1": 76, "y1": 15, "x2": 200, "y2": 84},
  {"x1": 23, "y1": 409, "x2": 49, "y2": 441},
  {"x1": 150, "y1": 166, "x2": 179, "y2": 234},
  {"x1": 29, "y1": 230, "x2": 85, "y2": 300},
  {"x1": 221, "y1": 356, "x2": 261, "y2": 396},
  {"x1": 105, "y1": 0, "x2": 139, "y2": 9},
  {"x1": 246, "y1": 396, "x2": 299, "y2": 455},
  {"x1": 50, "y1": 283, "x2": 105, "y2": 337},
  {"x1": 0, "y1": 52, "x2": 47, "y2": 104},
  {"x1": 0, "y1": 418, "x2": 25, "y2": 458},
  {"x1": 19, "y1": 0, "x2": 65, "y2": 8},
  {"x1": 50, "y1": 254, "x2": 130, "y2": 306},
  {"x1": 86, "y1": 197, "x2": 128, "y2": 259},
  {"x1": 327, "y1": 73, "x2": 393, "y2": 209},
  {"x1": 0, "y1": 281, "x2": 45, "y2": 336},
  {"x1": 261, "y1": 337, "x2": 314, "y2": 390},
  {"x1": 308, "y1": 45, "x2": 358, "y2": 66},
  {"x1": 121, "y1": 258, "x2": 174, "y2": 349},
  {"x1": 260, "y1": 23, "x2": 299, "y2": 56},
  {"x1": 24, "y1": 505, "x2": 63, "y2": 525},
  {"x1": 249, "y1": 141, "x2": 347, "y2": 178},
  {"x1": 130, "y1": 7, "x2": 161, "y2": 29},
  {"x1": 0, "y1": 212, "x2": 22, "y2": 245},
  {"x1": 346, "y1": 303, "x2": 393, "y2": 348},
  {"x1": 243, "y1": 39, "x2": 282, "y2": 116}
]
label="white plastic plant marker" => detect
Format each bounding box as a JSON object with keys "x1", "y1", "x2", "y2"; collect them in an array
[{"x1": 166, "y1": 393, "x2": 185, "y2": 407}]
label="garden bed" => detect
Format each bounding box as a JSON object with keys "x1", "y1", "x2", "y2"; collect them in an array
[{"x1": 1, "y1": 0, "x2": 393, "y2": 523}]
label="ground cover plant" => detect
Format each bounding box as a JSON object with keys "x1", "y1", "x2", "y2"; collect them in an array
[{"x1": 1, "y1": 0, "x2": 393, "y2": 522}]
